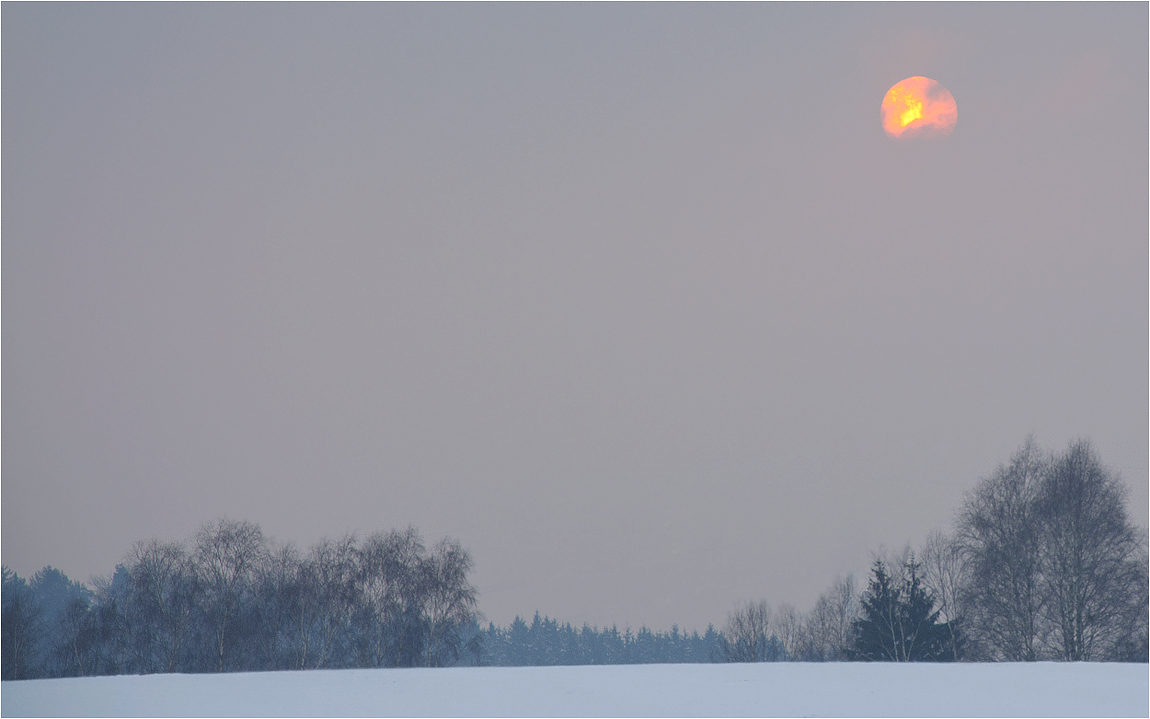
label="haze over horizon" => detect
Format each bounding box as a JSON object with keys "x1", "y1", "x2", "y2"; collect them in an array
[{"x1": 4, "y1": 3, "x2": 1147, "y2": 632}]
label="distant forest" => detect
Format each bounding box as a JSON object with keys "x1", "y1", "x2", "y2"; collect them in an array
[
  {"x1": 3, "y1": 438, "x2": 1146, "y2": 680},
  {"x1": 482, "y1": 614, "x2": 722, "y2": 666}
]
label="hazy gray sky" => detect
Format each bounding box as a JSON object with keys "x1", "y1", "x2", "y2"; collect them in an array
[{"x1": 4, "y1": 3, "x2": 1147, "y2": 632}]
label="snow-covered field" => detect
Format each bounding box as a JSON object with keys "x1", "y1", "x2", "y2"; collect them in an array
[{"x1": 3, "y1": 662, "x2": 1147, "y2": 717}]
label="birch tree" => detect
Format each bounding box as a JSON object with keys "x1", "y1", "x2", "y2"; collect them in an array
[
  {"x1": 957, "y1": 437, "x2": 1048, "y2": 660},
  {"x1": 1037, "y1": 440, "x2": 1142, "y2": 660},
  {"x1": 193, "y1": 518, "x2": 267, "y2": 671}
]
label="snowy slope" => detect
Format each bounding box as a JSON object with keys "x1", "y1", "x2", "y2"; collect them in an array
[{"x1": 3, "y1": 662, "x2": 1147, "y2": 717}]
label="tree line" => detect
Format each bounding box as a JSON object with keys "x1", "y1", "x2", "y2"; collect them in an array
[
  {"x1": 717, "y1": 438, "x2": 1148, "y2": 663},
  {"x1": 482, "y1": 613, "x2": 722, "y2": 666},
  {"x1": 4, "y1": 438, "x2": 1146, "y2": 678},
  {"x1": 2, "y1": 520, "x2": 481, "y2": 680}
]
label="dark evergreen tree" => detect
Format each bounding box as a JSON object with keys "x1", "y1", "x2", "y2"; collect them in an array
[
  {"x1": 1, "y1": 566, "x2": 100, "y2": 678},
  {"x1": 30, "y1": 567, "x2": 100, "y2": 678},
  {"x1": 851, "y1": 558, "x2": 959, "y2": 662}
]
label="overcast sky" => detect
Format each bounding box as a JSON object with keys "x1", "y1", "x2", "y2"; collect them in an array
[{"x1": 4, "y1": 3, "x2": 1146, "y2": 632}]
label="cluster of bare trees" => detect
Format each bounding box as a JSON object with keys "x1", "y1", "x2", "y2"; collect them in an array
[
  {"x1": 3, "y1": 520, "x2": 481, "y2": 678},
  {"x1": 720, "y1": 575, "x2": 861, "y2": 662},
  {"x1": 951, "y1": 438, "x2": 1147, "y2": 661},
  {"x1": 720, "y1": 438, "x2": 1147, "y2": 663}
]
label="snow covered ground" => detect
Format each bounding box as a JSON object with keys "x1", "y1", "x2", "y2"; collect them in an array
[{"x1": 3, "y1": 662, "x2": 1147, "y2": 717}]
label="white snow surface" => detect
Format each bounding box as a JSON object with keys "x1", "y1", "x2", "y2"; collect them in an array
[{"x1": 3, "y1": 662, "x2": 1147, "y2": 717}]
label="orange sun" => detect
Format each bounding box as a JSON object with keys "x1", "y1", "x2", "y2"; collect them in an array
[{"x1": 881, "y1": 76, "x2": 957, "y2": 139}]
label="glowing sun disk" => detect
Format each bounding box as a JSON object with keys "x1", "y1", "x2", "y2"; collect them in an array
[{"x1": 881, "y1": 76, "x2": 957, "y2": 139}]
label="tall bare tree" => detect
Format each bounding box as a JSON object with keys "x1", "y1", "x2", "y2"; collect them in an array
[
  {"x1": 420, "y1": 537, "x2": 480, "y2": 667},
  {"x1": 125, "y1": 539, "x2": 197, "y2": 672},
  {"x1": 305, "y1": 534, "x2": 359, "y2": 669},
  {"x1": 772, "y1": 603, "x2": 803, "y2": 660},
  {"x1": 1037, "y1": 439, "x2": 1143, "y2": 661},
  {"x1": 799, "y1": 574, "x2": 859, "y2": 661},
  {"x1": 356, "y1": 527, "x2": 426, "y2": 667},
  {"x1": 957, "y1": 437, "x2": 1048, "y2": 660},
  {"x1": 253, "y1": 543, "x2": 304, "y2": 670},
  {"x1": 193, "y1": 518, "x2": 267, "y2": 671}
]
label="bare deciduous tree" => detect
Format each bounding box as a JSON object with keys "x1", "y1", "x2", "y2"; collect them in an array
[
  {"x1": 356, "y1": 527, "x2": 426, "y2": 667},
  {"x1": 799, "y1": 575, "x2": 859, "y2": 661},
  {"x1": 1037, "y1": 440, "x2": 1143, "y2": 661},
  {"x1": 126, "y1": 539, "x2": 197, "y2": 672},
  {"x1": 193, "y1": 518, "x2": 267, "y2": 671},
  {"x1": 52, "y1": 595, "x2": 100, "y2": 677},
  {"x1": 254, "y1": 543, "x2": 303, "y2": 670},
  {"x1": 957, "y1": 437, "x2": 1048, "y2": 660},
  {"x1": 772, "y1": 603, "x2": 803, "y2": 660},
  {"x1": 719, "y1": 600, "x2": 782, "y2": 662},
  {"x1": 304, "y1": 534, "x2": 359, "y2": 669},
  {"x1": 420, "y1": 537, "x2": 480, "y2": 667}
]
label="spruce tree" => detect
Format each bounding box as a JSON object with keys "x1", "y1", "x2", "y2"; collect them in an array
[{"x1": 851, "y1": 557, "x2": 959, "y2": 661}]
